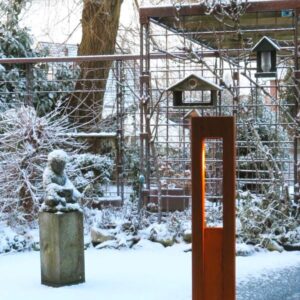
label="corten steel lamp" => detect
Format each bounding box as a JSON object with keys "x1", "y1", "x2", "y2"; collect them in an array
[{"x1": 191, "y1": 117, "x2": 236, "y2": 300}]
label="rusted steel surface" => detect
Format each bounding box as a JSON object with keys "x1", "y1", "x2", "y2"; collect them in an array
[
  {"x1": 140, "y1": 0, "x2": 300, "y2": 19},
  {"x1": 204, "y1": 228, "x2": 222, "y2": 300},
  {"x1": 191, "y1": 117, "x2": 236, "y2": 300},
  {"x1": 142, "y1": 188, "x2": 189, "y2": 212}
]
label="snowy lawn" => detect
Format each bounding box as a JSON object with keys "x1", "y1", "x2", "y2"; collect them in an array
[{"x1": 1, "y1": 240, "x2": 300, "y2": 300}]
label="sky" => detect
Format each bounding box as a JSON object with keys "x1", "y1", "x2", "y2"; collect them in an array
[
  {"x1": 20, "y1": 0, "x2": 138, "y2": 45},
  {"x1": 20, "y1": 0, "x2": 267, "y2": 46}
]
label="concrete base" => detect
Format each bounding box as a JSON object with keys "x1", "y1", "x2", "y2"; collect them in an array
[{"x1": 39, "y1": 211, "x2": 85, "y2": 287}]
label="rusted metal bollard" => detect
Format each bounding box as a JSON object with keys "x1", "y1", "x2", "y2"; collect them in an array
[{"x1": 192, "y1": 117, "x2": 236, "y2": 300}]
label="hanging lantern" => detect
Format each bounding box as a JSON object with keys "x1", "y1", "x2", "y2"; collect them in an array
[{"x1": 252, "y1": 36, "x2": 280, "y2": 78}]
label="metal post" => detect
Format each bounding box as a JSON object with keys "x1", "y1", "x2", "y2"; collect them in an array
[
  {"x1": 294, "y1": 9, "x2": 300, "y2": 202},
  {"x1": 139, "y1": 16, "x2": 150, "y2": 210},
  {"x1": 25, "y1": 63, "x2": 33, "y2": 106},
  {"x1": 116, "y1": 60, "x2": 125, "y2": 204},
  {"x1": 192, "y1": 117, "x2": 236, "y2": 300}
]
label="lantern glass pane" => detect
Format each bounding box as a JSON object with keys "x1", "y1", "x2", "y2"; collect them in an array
[{"x1": 261, "y1": 51, "x2": 272, "y2": 72}]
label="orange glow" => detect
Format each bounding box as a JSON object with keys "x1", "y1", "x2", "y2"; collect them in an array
[{"x1": 201, "y1": 141, "x2": 206, "y2": 197}]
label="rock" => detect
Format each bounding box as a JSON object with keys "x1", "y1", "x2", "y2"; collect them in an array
[
  {"x1": 127, "y1": 236, "x2": 141, "y2": 248},
  {"x1": 95, "y1": 236, "x2": 137, "y2": 250},
  {"x1": 183, "y1": 230, "x2": 192, "y2": 243},
  {"x1": 32, "y1": 242, "x2": 40, "y2": 251},
  {"x1": 282, "y1": 243, "x2": 300, "y2": 251},
  {"x1": 122, "y1": 222, "x2": 137, "y2": 234},
  {"x1": 250, "y1": 226, "x2": 262, "y2": 235},
  {"x1": 236, "y1": 243, "x2": 255, "y2": 256},
  {"x1": 262, "y1": 238, "x2": 284, "y2": 252},
  {"x1": 148, "y1": 225, "x2": 175, "y2": 247},
  {"x1": 95, "y1": 240, "x2": 118, "y2": 250},
  {"x1": 184, "y1": 247, "x2": 192, "y2": 253},
  {"x1": 154, "y1": 238, "x2": 175, "y2": 247},
  {"x1": 91, "y1": 228, "x2": 115, "y2": 247}
]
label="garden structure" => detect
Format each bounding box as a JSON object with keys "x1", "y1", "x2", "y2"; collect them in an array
[
  {"x1": 139, "y1": 0, "x2": 300, "y2": 212},
  {"x1": 0, "y1": 1, "x2": 300, "y2": 216}
]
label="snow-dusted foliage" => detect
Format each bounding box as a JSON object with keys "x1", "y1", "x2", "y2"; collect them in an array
[
  {"x1": 67, "y1": 153, "x2": 113, "y2": 201},
  {"x1": 237, "y1": 190, "x2": 300, "y2": 251},
  {"x1": 0, "y1": 1, "x2": 80, "y2": 116},
  {"x1": 0, "y1": 221, "x2": 39, "y2": 254},
  {"x1": 0, "y1": 106, "x2": 115, "y2": 226},
  {"x1": 86, "y1": 200, "x2": 192, "y2": 250},
  {"x1": 0, "y1": 106, "x2": 84, "y2": 225},
  {"x1": 237, "y1": 91, "x2": 290, "y2": 198}
]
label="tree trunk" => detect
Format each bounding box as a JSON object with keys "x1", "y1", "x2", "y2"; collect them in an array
[{"x1": 68, "y1": 0, "x2": 123, "y2": 132}]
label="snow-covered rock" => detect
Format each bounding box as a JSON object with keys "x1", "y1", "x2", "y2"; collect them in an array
[
  {"x1": 140, "y1": 223, "x2": 176, "y2": 247},
  {"x1": 262, "y1": 238, "x2": 284, "y2": 252},
  {"x1": 91, "y1": 227, "x2": 115, "y2": 246},
  {"x1": 236, "y1": 243, "x2": 256, "y2": 256},
  {"x1": 182, "y1": 229, "x2": 192, "y2": 243}
]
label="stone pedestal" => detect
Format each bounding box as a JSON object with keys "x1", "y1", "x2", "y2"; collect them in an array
[{"x1": 39, "y1": 211, "x2": 85, "y2": 287}]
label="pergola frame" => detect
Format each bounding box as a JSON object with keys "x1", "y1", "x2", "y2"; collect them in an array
[{"x1": 139, "y1": 0, "x2": 300, "y2": 199}]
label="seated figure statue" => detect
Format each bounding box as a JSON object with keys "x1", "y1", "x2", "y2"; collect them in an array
[{"x1": 41, "y1": 149, "x2": 82, "y2": 212}]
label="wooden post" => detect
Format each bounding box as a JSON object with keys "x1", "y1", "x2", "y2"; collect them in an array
[{"x1": 192, "y1": 116, "x2": 236, "y2": 300}]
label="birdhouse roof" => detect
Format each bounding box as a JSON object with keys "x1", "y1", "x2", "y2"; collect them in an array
[
  {"x1": 252, "y1": 36, "x2": 280, "y2": 52},
  {"x1": 167, "y1": 74, "x2": 222, "y2": 92},
  {"x1": 183, "y1": 109, "x2": 201, "y2": 119}
]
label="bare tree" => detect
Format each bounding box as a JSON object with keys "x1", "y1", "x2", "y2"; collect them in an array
[{"x1": 68, "y1": 0, "x2": 123, "y2": 134}]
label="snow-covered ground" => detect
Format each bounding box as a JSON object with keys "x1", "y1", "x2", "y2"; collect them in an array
[{"x1": 1, "y1": 240, "x2": 300, "y2": 300}]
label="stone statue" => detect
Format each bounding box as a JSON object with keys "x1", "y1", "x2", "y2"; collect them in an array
[{"x1": 41, "y1": 150, "x2": 82, "y2": 212}]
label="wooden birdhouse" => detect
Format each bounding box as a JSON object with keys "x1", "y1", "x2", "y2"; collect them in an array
[
  {"x1": 252, "y1": 36, "x2": 280, "y2": 78},
  {"x1": 183, "y1": 109, "x2": 201, "y2": 130},
  {"x1": 167, "y1": 74, "x2": 221, "y2": 108}
]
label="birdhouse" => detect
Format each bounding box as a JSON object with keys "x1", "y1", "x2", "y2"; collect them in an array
[
  {"x1": 167, "y1": 74, "x2": 221, "y2": 108},
  {"x1": 183, "y1": 109, "x2": 201, "y2": 129},
  {"x1": 252, "y1": 36, "x2": 280, "y2": 78}
]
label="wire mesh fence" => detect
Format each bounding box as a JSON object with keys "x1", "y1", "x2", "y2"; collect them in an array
[
  {"x1": 0, "y1": 33, "x2": 297, "y2": 213},
  {"x1": 139, "y1": 9, "x2": 298, "y2": 211}
]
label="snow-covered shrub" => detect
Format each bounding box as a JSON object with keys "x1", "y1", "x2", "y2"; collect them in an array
[
  {"x1": 0, "y1": 106, "x2": 84, "y2": 225},
  {"x1": 0, "y1": 2, "x2": 80, "y2": 116},
  {"x1": 237, "y1": 190, "x2": 300, "y2": 250},
  {"x1": 237, "y1": 90, "x2": 290, "y2": 198},
  {"x1": 0, "y1": 224, "x2": 38, "y2": 254},
  {"x1": 67, "y1": 153, "x2": 113, "y2": 200}
]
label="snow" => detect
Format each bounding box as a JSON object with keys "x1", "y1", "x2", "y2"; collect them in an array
[
  {"x1": 97, "y1": 196, "x2": 122, "y2": 202},
  {"x1": 0, "y1": 242, "x2": 191, "y2": 300},
  {"x1": 237, "y1": 251, "x2": 300, "y2": 281},
  {"x1": 1, "y1": 241, "x2": 300, "y2": 300},
  {"x1": 57, "y1": 132, "x2": 117, "y2": 138}
]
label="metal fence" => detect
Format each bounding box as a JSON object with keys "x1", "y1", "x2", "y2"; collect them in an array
[
  {"x1": 139, "y1": 7, "x2": 298, "y2": 209},
  {"x1": 0, "y1": 41, "x2": 297, "y2": 211},
  {"x1": 0, "y1": 54, "x2": 142, "y2": 206}
]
